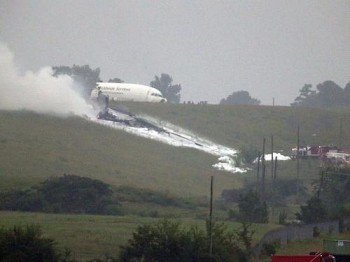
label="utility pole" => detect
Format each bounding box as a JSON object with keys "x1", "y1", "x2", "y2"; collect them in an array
[
  {"x1": 271, "y1": 135, "x2": 274, "y2": 178},
  {"x1": 261, "y1": 137, "x2": 266, "y2": 200},
  {"x1": 256, "y1": 153, "x2": 261, "y2": 191},
  {"x1": 209, "y1": 176, "x2": 213, "y2": 261},
  {"x1": 271, "y1": 156, "x2": 277, "y2": 222},
  {"x1": 339, "y1": 117, "x2": 343, "y2": 149},
  {"x1": 296, "y1": 125, "x2": 300, "y2": 201}
]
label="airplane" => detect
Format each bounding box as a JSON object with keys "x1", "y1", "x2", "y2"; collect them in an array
[{"x1": 90, "y1": 82, "x2": 167, "y2": 103}]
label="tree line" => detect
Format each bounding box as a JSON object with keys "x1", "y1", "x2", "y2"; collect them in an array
[
  {"x1": 51, "y1": 64, "x2": 349, "y2": 106},
  {"x1": 221, "y1": 80, "x2": 350, "y2": 106},
  {"x1": 291, "y1": 80, "x2": 350, "y2": 107}
]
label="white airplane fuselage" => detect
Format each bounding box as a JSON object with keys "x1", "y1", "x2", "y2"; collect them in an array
[{"x1": 91, "y1": 82, "x2": 167, "y2": 103}]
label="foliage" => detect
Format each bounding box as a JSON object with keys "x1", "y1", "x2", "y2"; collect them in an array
[
  {"x1": 238, "y1": 189, "x2": 269, "y2": 223},
  {"x1": 150, "y1": 73, "x2": 181, "y2": 103},
  {"x1": 0, "y1": 224, "x2": 60, "y2": 262},
  {"x1": 119, "y1": 219, "x2": 254, "y2": 262},
  {"x1": 296, "y1": 196, "x2": 328, "y2": 223},
  {"x1": 291, "y1": 80, "x2": 350, "y2": 107},
  {"x1": 278, "y1": 210, "x2": 287, "y2": 225},
  {"x1": 317, "y1": 171, "x2": 350, "y2": 219},
  {"x1": 220, "y1": 90, "x2": 260, "y2": 105},
  {"x1": 260, "y1": 239, "x2": 280, "y2": 257},
  {"x1": 39, "y1": 174, "x2": 114, "y2": 214},
  {"x1": 0, "y1": 174, "x2": 117, "y2": 215},
  {"x1": 52, "y1": 64, "x2": 101, "y2": 98}
]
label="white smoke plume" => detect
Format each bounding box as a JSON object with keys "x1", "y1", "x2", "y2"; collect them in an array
[{"x1": 0, "y1": 42, "x2": 93, "y2": 117}]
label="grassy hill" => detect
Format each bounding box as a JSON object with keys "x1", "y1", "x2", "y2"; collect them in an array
[
  {"x1": 0, "y1": 110, "x2": 243, "y2": 200},
  {"x1": 0, "y1": 104, "x2": 349, "y2": 259},
  {"x1": 123, "y1": 103, "x2": 350, "y2": 152},
  {"x1": 1, "y1": 104, "x2": 349, "y2": 198}
]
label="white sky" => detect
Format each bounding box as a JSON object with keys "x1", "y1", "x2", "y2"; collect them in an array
[{"x1": 1, "y1": 0, "x2": 349, "y2": 105}]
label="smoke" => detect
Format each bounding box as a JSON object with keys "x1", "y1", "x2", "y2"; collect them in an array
[{"x1": 0, "y1": 42, "x2": 93, "y2": 117}]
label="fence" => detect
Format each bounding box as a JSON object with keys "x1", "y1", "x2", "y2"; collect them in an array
[{"x1": 254, "y1": 217, "x2": 350, "y2": 256}]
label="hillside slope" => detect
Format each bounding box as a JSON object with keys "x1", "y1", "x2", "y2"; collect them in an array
[
  {"x1": 0, "y1": 110, "x2": 243, "y2": 199},
  {"x1": 124, "y1": 103, "x2": 350, "y2": 152},
  {"x1": 1, "y1": 104, "x2": 349, "y2": 200}
]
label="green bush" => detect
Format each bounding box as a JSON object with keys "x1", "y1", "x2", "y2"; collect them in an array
[
  {"x1": 0, "y1": 224, "x2": 59, "y2": 262},
  {"x1": 296, "y1": 196, "x2": 328, "y2": 223},
  {"x1": 0, "y1": 174, "x2": 117, "y2": 215},
  {"x1": 238, "y1": 189, "x2": 269, "y2": 223},
  {"x1": 119, "y1": 219, "x2": 254, "y2": 262}
]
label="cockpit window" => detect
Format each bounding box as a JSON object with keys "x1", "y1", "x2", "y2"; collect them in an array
[{"x1": 151, "y1": 93, "x2": 163, "y2": 97}]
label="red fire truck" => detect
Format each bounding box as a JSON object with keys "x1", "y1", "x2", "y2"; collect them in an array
[{"x1": 271, "y1": 252, "x2": 335, "y2": 262}]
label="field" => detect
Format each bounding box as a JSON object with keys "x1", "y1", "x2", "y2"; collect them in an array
[
  {"x1": 0, "y1": 211, "x2": 281, "y2": 260},
  {"x1": 0, "y1": 104, "x2": 350, "y2": 259}
]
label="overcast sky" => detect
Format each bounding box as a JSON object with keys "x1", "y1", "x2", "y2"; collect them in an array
[{"x1": 1, "y1": 0, "x2": 349, "y2": 105}]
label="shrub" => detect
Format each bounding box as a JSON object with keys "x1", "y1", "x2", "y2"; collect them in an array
[
  {"x1": 119, "y1": 219, "x2": 254, "y2": 262},
  {"x1": 296, "y1": 196, "x2": 328, "y2": 223},
  {"x1": 0, "y1": 224, "x2": 59, "y2": 262},
  {"x1": 0, "y1": 174, "x2": 117, "y2": 215},
  {"x1": 238, "y1": 189, "x2": 269, "y2": 223}
]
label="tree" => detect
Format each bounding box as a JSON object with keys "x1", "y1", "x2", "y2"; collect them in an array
[
  {"x1": 52, "y1": 64, "x2": 101, "y2": 99},
  {"x1": 220, "y1": 91, "x2": 260, "y2": 105},
  {"x1": 291, "y1": 80, "x2": 350, "y2": 107},
  {"x1": 291, "y1": 84, "x2": 317, "y2": 107},
  {"x1": 119, "y1": 219, "x2": 254, "y2": 262},
  {"x1": 119, "y1": 219, "x2": 189, "y2": 262},
  {"x1": 344, "y1": 82, "x2": 350, "y2": 106},
  {"x1": 296, "y1": 196, "x2": 328, "y2": 223},
  {"x1": 150, "y1": 73, "x2": 181, "y2": 103},
  {"x1": 316, "y1": 80, "x2": 344, "y2": 107},
  {"x1": 0, "y1": 225, "x2": 60, "y2": 261},
  {"x1": 238, "y1": 189, "x2": 268, "y2": 223},
  {"x1": 317, "y1": 172, "x2": 350, "y2": 219}
]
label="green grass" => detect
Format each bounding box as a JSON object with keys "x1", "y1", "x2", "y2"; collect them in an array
[
  {"x1": 123, "y1": 103, "x2": 350, "y2": 152},
  {"x1": 0, "y1": 211, "x2": 280, "y2": 260},
  {"x1": 1, "y1": 104, "x2": 350, "y2": 259},
  {"x1": 0, "y1": 211, "x2": 154, "y2": 260},
  {"x1": 1, "y1": 105, "x2": 349, "y2": 200},
  {"x1": 0, "y1": 110, "x2": 245, "y2": 199}
]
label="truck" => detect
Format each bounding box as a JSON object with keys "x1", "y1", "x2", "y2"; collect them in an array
[{"x1": 271, "y1": 252, "x2": 335, "y2": 262}]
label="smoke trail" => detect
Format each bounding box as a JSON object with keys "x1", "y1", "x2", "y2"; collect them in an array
[{"x1": 0, "y1": 42, "x2": 93, "y2": 117}]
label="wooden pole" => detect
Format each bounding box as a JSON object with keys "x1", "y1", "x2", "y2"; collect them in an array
[
  {"x1": 209, "y1": 176, "x2": 213, "y2": 260},
  {"x1": 271, "y1": 156, "x2": 278, "y2": 223},
  {"x1": 271, "y1": 135, "x2": 274, "y2": 178},
  {"x1": 339, "y1": 117, "x2": 343, "y2": 149},
  {"x1": 296, "y1": 125, "x2": 300, "y2": 199},
  {"x1": 262, "y1": 138, "x2": 266, "y2": 199},
  {"x1": 274, "y1": 156, "x2": 278, "y2": 180},
  {"x1": 256, "y1": 153, "x2": 261, "y2": 191}
]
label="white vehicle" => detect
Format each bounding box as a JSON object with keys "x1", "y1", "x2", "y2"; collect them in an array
[{"x1": 91, "y1": 82, "x2": 167, "y2": 103}]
